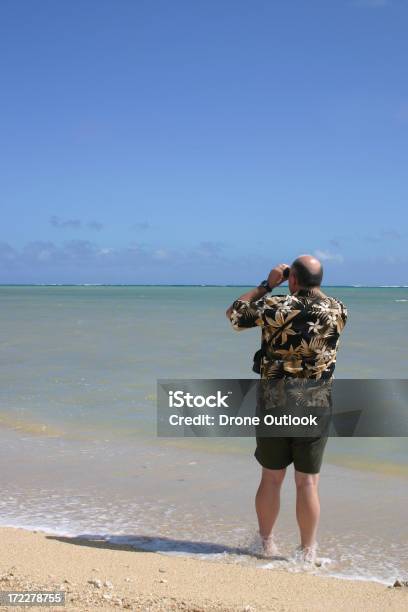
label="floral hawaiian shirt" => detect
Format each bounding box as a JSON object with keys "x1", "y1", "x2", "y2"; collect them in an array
[{"x1": 229, "y1": 288, "x2": 348, "y2": 380}]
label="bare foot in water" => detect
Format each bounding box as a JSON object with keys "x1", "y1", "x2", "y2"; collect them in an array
[
  {"x1": 260, "y1": 535, "x2": 279, "y2": 558},
  {"x1": 294, "y1": 544, "x2": 321, "y2": 566}
]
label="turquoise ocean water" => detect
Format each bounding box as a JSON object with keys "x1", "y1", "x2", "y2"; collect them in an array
[{"x1": 0, "y1": 285, "x2": 407, "y2": 583}]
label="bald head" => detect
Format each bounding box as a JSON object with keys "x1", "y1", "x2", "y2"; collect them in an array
[{"x1": 291, "y1": 254, "x2": 323, "y2": 288}]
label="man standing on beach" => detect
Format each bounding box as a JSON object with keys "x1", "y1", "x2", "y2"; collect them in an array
[{"x1": 226, "y1": 255, "x2": 347, "y2": 562}]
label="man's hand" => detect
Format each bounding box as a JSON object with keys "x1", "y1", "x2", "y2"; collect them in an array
[
  {"x1": 225, "y1": 263, "x2": 290, "y2": 319},
  {"x1": 267, "y1": 263, "x2": 290, "y2": 289}
]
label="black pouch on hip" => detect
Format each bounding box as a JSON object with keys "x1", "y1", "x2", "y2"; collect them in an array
[{"x1": 252, "y1": 348, "x2": 262, "y2": 374}]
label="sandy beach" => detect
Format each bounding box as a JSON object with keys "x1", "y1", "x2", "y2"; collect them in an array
[{"x1": 0, "y1": 527, "x2": 407, "y2": 611}]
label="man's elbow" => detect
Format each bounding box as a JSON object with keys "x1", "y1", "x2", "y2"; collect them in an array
[{"x1": 225, "y1": 307, "x2": 240, "y2": 330}]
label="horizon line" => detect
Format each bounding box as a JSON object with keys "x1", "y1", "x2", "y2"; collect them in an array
[{"x1": 0, "y1": 284, "x2": 407, "y2": 289}]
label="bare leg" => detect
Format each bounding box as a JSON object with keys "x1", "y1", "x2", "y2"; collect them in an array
[
  {"x1": 294, "y1": 470, "x2": 321, "y2": 550},
  {"x1": 255, "y1": 467, "x2": 286, "y2": 547}
]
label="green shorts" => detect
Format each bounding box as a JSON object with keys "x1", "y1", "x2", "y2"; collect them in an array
[{"x1": 254, "y1": 436, "x2": 328, "y2": 474}]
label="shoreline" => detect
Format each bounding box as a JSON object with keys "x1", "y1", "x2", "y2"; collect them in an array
[
  {"x1": 0, "y1": 518, "x2": 401, "y2": 587},
  {"x1": 1, "y1": 427, "x2": 407, "y2": 585},
  {"x1": 0, "y1": 526, "x2": 407, "y2": 611}
]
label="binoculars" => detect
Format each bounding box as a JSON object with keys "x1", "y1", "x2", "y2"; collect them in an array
[{"x1": 282, "y1": 266, "x2": 290, "y2": 280}]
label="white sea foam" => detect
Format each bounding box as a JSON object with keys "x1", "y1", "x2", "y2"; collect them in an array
[{"x1": 0, "y1": 518, "x2": 401, "y2": 586}]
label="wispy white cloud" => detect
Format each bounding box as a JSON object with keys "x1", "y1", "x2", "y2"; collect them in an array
[
  {"x1": 364, "y1": 228, "x2": 403, "y2": 242},
  {"x1": 153, "y1": 249, "x2": 170, "y2": 261},
  {"x1": 314, "y1": 249, "x2": 344, "y2": 263},
  {"x1": 88, "y1": 221, "x2": 104, "y2": 231},
  {"x1": 328, "y1": 238, "x2": 341, "y2": 249},
  {"x1": 192, "y1": 241, "x2": 225, "y2": 259},
  {"x1": 380, "y1": 229, "x2": 402, "y2": 240},
  {"x1": 132, "y1": 221, "x2": 151, "y2": 231},
  {"x1": 50, "y1": 216, "x2": 104, "y2": 231},
  {"x1": 0, "y1": 240, "x2": 228, "y2": 270},
  {"x1": 98, "y1": 247, "x2": 115, "y2": 256},
  {"x1": 50, "y1": 215, "x2": 81, "y2": 229}
]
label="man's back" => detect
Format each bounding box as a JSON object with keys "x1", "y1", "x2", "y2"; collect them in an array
[
  {"x1": 230, "y1": 287, "x2": 348, "y2": 379},
  {"x1": 226, "y1": 257, "x2": 348, "y2": 562}
]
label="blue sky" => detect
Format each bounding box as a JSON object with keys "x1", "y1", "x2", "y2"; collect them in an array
[{"x1": 1, "y1": 0, "x2": 407, "y2": 285}]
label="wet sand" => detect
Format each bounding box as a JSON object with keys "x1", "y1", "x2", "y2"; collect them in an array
[{"x1": 1, "y1": 526, "x2": 407, "y2": 611}]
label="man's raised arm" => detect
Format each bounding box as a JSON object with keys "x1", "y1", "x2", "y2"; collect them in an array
[{"x1": 225, "y1": 263, "x2": 289, "y2": 319}]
